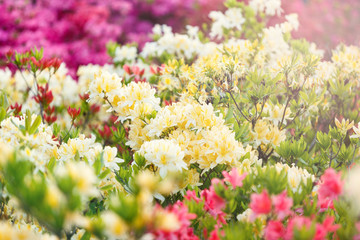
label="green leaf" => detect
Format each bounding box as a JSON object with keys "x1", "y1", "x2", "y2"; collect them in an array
[
  {"x1": 316, "y1": 132, "x2": 331, "y2": 150},
  {"x1": 47, "y1": 157, "x2": 56, "y2": 173},
  {"x1": 134, "y1": 153, "x2": 146, "y2": 168},
  {"x1": 0, "y1": 107, "x2": 6, "y2": 122},
  {"x1": 80, "y1": 231, "x2": 91, "y2": 240},
  {"x1": 93, "y1": 153, "x2": 104, "y2": 176},
  {"x1": 99, "y1": 169, "x2": 111, "y2": 179},
  {"x1": 29, "y1": 115, "x2": 42, "y2": 134},
  {"x1": 25, "y1": 110, "x2": 32, "y2": 132}
]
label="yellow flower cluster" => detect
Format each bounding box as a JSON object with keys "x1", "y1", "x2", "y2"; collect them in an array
[
  {"x1": 88, "y1": 70, "x2": 160, "y2": 122},
  {"x1": 138, "y1": 139, "x2": 187, "y2": 178},
  {"x1": 1, "y1": 64, "x2": 79, "y2": 112},
  {"x1": 332, "y1": 45, "x2": 360, "y2": 79},
  {"x1": 0, "y1": 114, "x2": 57, "y2": 172},
  {"x1": 54, "y1": 134, "x2": 124, "y2": 194},
  {"x1": 251, "y1": 119, "x2": 286, "y2": 148},
  {"x1": 128, "y1": 95, "x2": 255, "y2": 175},
  {"x1": 0, "y1": 221, "x2": 56, "y2": 240},
  {"x1": 55, "y1": 161, "x2": 99, "y2": 198},
  {"x1": 274, "y1": 163, "x2": 315, "y2": 192}
]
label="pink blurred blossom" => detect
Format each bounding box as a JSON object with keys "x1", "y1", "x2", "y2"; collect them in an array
[
  {"x1": 250, "y1": 190, "x2": 272, "y2": 216},
  {"x1": 272, "y1": 191, "x2": 293, "y2": 220},
  {"x1": 318, "y1": 168, "x2": 343, "y2": 201},
  {"x1": 265, "y1": 220, "x2": 285, "y2": 240},
  {"x1": 222, "y1": 168, "x2": 247, "y2": 189}
]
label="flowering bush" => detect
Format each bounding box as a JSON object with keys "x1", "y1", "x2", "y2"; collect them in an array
[
  {"x1": 1, "y1": 0, "x2": 360, "y2": 239},
  {"x1": 281, "y1": 0, "x2": 360, "y2": 53},
  {"x1": 0, "y1": 0, "x2": 224, "y2": 74},
  {"x1": 2, "y1": 0, "x2": 359, "y2": 75}
]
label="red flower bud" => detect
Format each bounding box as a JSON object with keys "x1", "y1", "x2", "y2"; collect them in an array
[
  {"x1": 48, "y1": 57, "x2": 61, "y2": 70},
  {"x1": 67, "y1": 107, "x2": 81, "y2": 120},
  {"x1": 132, "y1": 66, "x2": 140, "y2": 75},
  {"x1": 98, "y1": 125, "x2": 113, "y2": 139},
  {"x1": 123, "y1": 64, "x2": 132, "y2": 75},
  {"x1": 30, "y1": 56, "x2": 40, "y2": 68},
  {"x1": 109, "y1": 115, "x2": 118, "y2": 124},
  {"x1": 164, "y1": 100, "x2": 173, "y2": 106},
  {"x1": 20, "y1": 57, "x2": 29, "y2": 66},
  {"x1": 44, "y1": 114, "x2": 57, "y2": 125},
  {"x1": 150, "y1": 65, "x2": 163, "y2": 75},
  {"x1": 5, "y1": 50, "x2": 14, "y2": 60},
  {"x1": 79, "y1": 93, "x2": 90, "y2": 101},
  {"x1": 45, "y1": 91, "x2": 54, "y2": 104},
  {"x1": 10, "y1": 103, "x2": 22, "y2": 116},
  {"x1": 45, "y1": 106, "x2": 55, "y2": 115},
  {"x1": 34, "y1": 84, "x2": 54, "y2": 107},
  {"x1": 90, "y1": 104, "x2": 101, "y2": 114}
]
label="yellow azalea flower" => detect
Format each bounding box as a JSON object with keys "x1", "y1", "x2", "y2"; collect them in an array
[
  {"x1": 138, "y1": 139, "x2": 187, "y2": 178},
  {"x1": 335, "y1": 117, "x2": 354, "y2": 133},
  {"x1": 351, "y1": 123, "x2": 360, "y2": 139},
  {"x1": 154, "y1": 211, "x2": 180, "y2": 232},
  {"x1": 101, "y1": 212, "x2": 128, "y2": 238}
]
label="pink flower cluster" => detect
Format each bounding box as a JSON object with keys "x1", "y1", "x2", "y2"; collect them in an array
[
  {"x1": 279, "y1": 0, "x2": 360, "y2": 53},
  {"x1": 0, "y1": 0, "x2": 120, "y2": 75},
  {"x1": 250, "y1": 168, "x2": 343, "y2": 240},
  {"x1": 0, "y1": 0, "x2": 224, "y2": 74},
  {"x1": 151, "y1": 202, "x2": 199, "y2": 240},
  {"x1": 250, "y1": 190, "x2": 293, "y2": 220},
  {"x1": 265, "y1": 216, "x2": 339, "y2": 240},
  {"x1": 184, "y1": 169, "x2": 247, "y2": 238},
  {"x1": 178, "y1": 168, "x2": 344, "y2": 239},
  {"x1": 317, "y1": 168, "x2": 343, "y2": 211}
]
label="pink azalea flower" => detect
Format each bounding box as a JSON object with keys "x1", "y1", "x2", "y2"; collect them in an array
[
  {"x1": 222, "y1": 168, "x2": 247, "y2": 189},
  {"x1": 250, "y1": 190, "x2": 272, "y2": 216},
  {"x1": 184, "y1": 190, "x2": 201, "y2": 203},
  {"x1": 151, "y1": 201, "x2": 199, "y2": 240},
  {"x1": 354, "y1": 222, "x2": 360, "y2": 240},
  {"x1": 314, "y1": 224, "x2": 328, "y2": 240},
  {"x1": 265, "y1": 220, "x2": 285, "y2": 240},
  {"x1": 272, "y1": 191, "x2": 293, "y2": 220},
  {"x1": 284, "y1": 216, "x2": 313, "y2": 240},
  {"x1": 322, "y1": 216, "x2": 339, "y2": 233},
  {"x1": 209, "y1": 226, "x2": 221, "y2": 240},
  {"x1": 318, "y1": 168, "x2": 343, "y2": 201},
  {"x1": 317, "y1": 198, "x2": 334, "y2": 213},
  {"x1": 200, "y1": 178, "x2": 227, "y2": 224},
  {"x1": 314, "y1": 216, "x2": 339, "y2": 240},
  {"x1": 201, "y1": 188, "x2": 226, "y2": 216}
]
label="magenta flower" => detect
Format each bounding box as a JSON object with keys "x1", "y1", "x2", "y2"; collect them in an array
[
  {"x1": 265, "y1": 220, "x2": 285, "y2": 240},
  {"x1": 284, "y1": 216, "x2": 313, "y2": 240},
  {"x1": 314, "y1": 216, "x2": 339, "y2": 240},
  {"x1": 318, "y1": 168, "x2": 343, "y2": 201},
  {"x1": 184, "y1": 190, "x2": 201, "y2": 203},
  {"x1": 201, "y1": 188, "x2": 225, "y2": 214},
  {"x1": 222, "y1": 168, "x2": 247, "y2": 189},
  {"x1": 201, "y1": 178, "x2": 227, "y2": 224},
  {"x1": 250, "y1": 190, "x2": 272, "y2": 215},
  {"x1": 272, "y1": 191, "x2": 293, "y2": 220},
  {"x1": 151, "y1": 201, "x2": 198, "y2": 240},
  {"x1": 0, "y1": 0, "x2": 225, "y2": 73}
]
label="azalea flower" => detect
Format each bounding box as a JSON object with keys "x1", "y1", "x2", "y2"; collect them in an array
[
  {"x1": 318, "y1": 168, "x2": 343, "y2": 201},
  {"x1": 138, "y1": 139, "x2": 187, "y2": 178},
  {"x1": 272, "y1": 191, "x2": 293, "y2": 220},
  {"x1": 250, "y1": 190, "x2": 272, "y2": 216},
  {"x1": 222, "y1": 168, "x2": 247, "y2": 189},
  {"x1": 265, "y1": 220, "x2": 285, "y2": 240}
]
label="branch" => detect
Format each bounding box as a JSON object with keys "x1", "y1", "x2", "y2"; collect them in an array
[
  {"x1": 279, "y1": 96, "x2": 291, "y2": 130},
  {"x1": 329, "y1": 136, "x2": 344, "y2": 168},
  {"x1": 227, "y1": 90, "x2": 250, "y2": 122}
]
